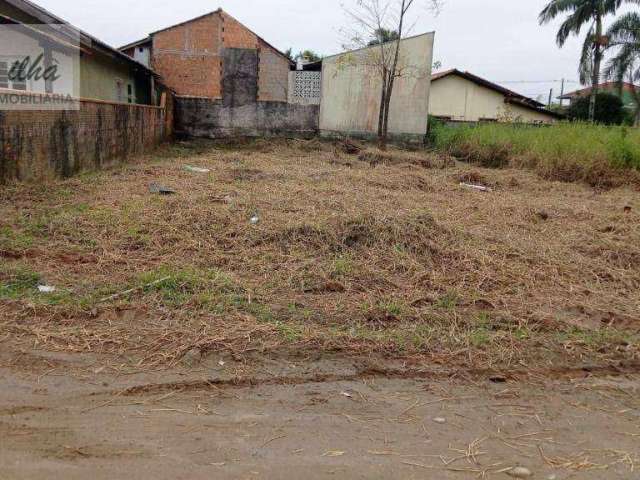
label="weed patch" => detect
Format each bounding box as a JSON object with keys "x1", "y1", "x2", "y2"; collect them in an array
[
  {"x1": 431, "y1": 122, "x2": 640, "y2": 188},
  {"x1": 1, "y1": 137, "x2": 638, "y2": 369}
]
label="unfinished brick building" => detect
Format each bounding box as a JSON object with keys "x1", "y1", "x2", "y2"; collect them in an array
[{"x1": 121, "y1": 9, "x2": 318, "y2": 137}]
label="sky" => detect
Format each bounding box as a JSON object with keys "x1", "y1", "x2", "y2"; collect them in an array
[{"x1": 32, "y1": 0, "x2": 637, "y2": 103}]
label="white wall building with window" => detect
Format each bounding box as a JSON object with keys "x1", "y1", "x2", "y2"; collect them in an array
[{"x1": 0, "y1": 23, "x2": 78, "y2": 96}]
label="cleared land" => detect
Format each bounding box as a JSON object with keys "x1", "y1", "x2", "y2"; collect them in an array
[
  {"x1": 1, "y1": 138, "x2": 639, "y2": 479},
  {"x1": 1, "y1": 138, "x2": 638, "y2": 369}
]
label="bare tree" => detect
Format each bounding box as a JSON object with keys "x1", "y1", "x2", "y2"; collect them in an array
[{"x1": 342, "y1": 0, "x2": 442, "y2": 149}]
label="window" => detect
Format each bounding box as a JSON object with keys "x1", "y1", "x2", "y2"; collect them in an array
[
  {"x1": 0, "y1": 58, "x2": 29, "y2": 91},
  {"x1": 116, "y1": 79, "x2": 124, "y2": 102},
  {"x1": 139, "y1": 47, "x2": 144, "y2": 53},
  {"x1": 0, "y1": 61, "x2": 8, "y2": 89},
  {"x1": 127, "y1": 84, "x2": 133, "y2": 103},
  {"x1": 10, "y1": 65, "x2": 27, "y2": 91}
]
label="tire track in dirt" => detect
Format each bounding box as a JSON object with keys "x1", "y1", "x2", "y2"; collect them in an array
[{"x1": 117, "y1": 360, "x2": 640, "y2": 396}]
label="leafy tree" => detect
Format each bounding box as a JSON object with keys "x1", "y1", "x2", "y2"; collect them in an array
[
  {"x1": 295, "y1": 50, "x2": 323, "y2": 62},
  {"x1": 605, "y1": 12, "x2": 640, "y2": 125},
  {"x1": 368, "y1": 28, "x2": 400, "y2": 46},
  {"x1": 284, "y1": 48, "x2": 294, "y2": 61},
  {"x1": 566, "y1": 92, "x2": 625, "y2": 124},
  {"x1": 538, "y1": 0, "x2": 639, "y2": 122}
]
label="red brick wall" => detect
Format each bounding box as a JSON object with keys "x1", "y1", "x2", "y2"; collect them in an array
[
  {"x1": 0, "y1": 97, "x2": 171, "y2": 183},
  {"x1": 152, "y1": 14, "x2": 223, "y2": 98},
  {"x1": 220, "y1": 12, "x2": 259, "y2": 49}
]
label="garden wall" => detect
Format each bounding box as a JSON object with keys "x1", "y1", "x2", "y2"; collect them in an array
[
  {"x1": 0, "y1": 94, "x2": 173, "y2": 183},
  {"x1": 175, "y1": 96, "x2": 319, "y2": 138}
]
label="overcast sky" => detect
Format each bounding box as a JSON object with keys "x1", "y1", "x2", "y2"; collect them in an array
[{"x1": 33, "y1": 0, "x2": 637, "y2": 102}]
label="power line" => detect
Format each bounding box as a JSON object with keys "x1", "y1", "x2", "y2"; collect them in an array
[{"x1": 496, "y1": 79, "x2": 580, "y2": 84}]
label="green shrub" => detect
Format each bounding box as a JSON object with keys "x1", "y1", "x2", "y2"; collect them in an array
[{"x1": 566, "y1": 93, "x2": 625, "y2": 125}]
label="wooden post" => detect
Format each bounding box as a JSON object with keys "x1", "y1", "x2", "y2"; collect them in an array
[{"x1": 150, "y1": 75, "x2": 156, "y2": 105}]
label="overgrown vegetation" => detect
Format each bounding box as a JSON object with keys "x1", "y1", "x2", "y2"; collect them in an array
[
  {"x1": 430, "y1": 121, "x2": 640, "y2": 188},
  {"x1": 0, "y1": 138, "x2": 638, "y2": 369}
]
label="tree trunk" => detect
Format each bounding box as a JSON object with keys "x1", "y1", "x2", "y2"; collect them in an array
[
  {"x1": 377, "y1": 72, "x2": 388, "y2": 150},
  {"x1": 589, "y1": 15, "x2": 603, "y2": 123},
  {"x1": 381, "y1": 75, "x2": 394, "y2": 146},
  {"x1": 378, "y1": 0, "x2": 407, "y2": 149},
  {"x1": 629, "y1": 80, "x2": 640, "y2": 127}
]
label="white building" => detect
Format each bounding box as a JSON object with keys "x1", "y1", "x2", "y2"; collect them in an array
[{"x1": 430, "y1": 69, "x2": 560, "y2": 124}]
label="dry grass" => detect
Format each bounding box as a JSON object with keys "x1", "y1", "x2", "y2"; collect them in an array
[{"x1": 0, "y1": 138, "x2": 638, "y2": 368}]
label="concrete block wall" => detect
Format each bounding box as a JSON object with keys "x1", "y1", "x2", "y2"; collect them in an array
[
  {"x1": 176, "y1": 97, "x2": 318, "y2": 138},
  {"x1": 221, "y1": 14, "x2": 290, "y2": 102},
  {"x1": 0, "y1": 96, "x2": 172, "y2": 183}
]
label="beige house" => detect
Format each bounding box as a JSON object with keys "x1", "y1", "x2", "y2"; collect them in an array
[{"x1": 430, "y1": 69, "x2": 561, "y2": 124}]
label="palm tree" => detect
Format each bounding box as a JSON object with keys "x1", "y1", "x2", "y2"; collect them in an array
[
  {"x1": 539, "y1": 0, "x2": 639, "y2": 122},
  {"x1": 605, "y1": 12, "x2": 640, "y2": 124}
]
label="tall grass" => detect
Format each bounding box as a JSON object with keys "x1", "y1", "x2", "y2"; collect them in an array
[{"x1": 430, "y1": 121, "x2": 640, "y2": 188}]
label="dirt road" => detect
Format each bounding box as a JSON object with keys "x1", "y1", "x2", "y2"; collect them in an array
[{"x1": 1, "y1": 350, "x2": 638, "y2": 479}]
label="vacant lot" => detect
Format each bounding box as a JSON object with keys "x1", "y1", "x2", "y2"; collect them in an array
[
  {"x1": 1, "y1": 138, "x2": 639, "y2": 479},
  {"x1": 1, "y1": 138, "x2": 639, "y2": 369}
]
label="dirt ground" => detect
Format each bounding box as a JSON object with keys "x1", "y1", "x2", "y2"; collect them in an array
[
  {"x1": 1, "y1": 138, "x2": 639, "y2": 478},
  {"x1": 1, "y1": 349, "x2": 639, "y2": 480}
]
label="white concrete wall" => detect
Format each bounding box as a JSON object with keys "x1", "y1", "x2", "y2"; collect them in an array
[
  {"x1": 429, "y1": 75, "x2": 556, "y2": 124},
  {"x1": 319, "y1": 33, "x2": 434, "y2": 138},
  {"x1": 133, "y1": 46, "x2": 151, "y2": 68}
]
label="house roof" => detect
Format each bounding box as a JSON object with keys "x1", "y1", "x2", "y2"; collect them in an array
[
  {"x1": 119, "y1": 37, "x2": 152, "y2": 52},
  {"x1": 559, "y1": 81, "x2": 638, "y2": 99},
  {"x1": 3, "y1": 0, "x2": 158, "y2": 76},
  {"x1": 125, "y1": 9, "x2": 294, "y2": 66},
  {"x1": 0, "y1": 13, "x2": 82, "y2": 53},
  {"x1": 432, "y1": 69, "x2": 563, "y2": 118},
  {"x1": 432, "y1": 69, "x2": 545, "y2": 107}
]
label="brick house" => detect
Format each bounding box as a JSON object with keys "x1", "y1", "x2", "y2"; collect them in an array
[
  {"x1": 119, "y1": 8, "x2": 432, "y2": 142},
  {"x1": 120, "y1": 9, "x2": 293, "y2": 104}
]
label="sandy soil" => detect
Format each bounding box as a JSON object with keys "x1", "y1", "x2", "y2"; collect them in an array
[{"x1": 1, "y1": 349, "x2": 638, "y2": 480}]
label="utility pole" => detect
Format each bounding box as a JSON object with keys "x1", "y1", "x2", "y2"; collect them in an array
[
  {"x1": 548, "y1": 88, "x2": 553, "y2": 108},
  {"x1": 560, "y1": 78, "x2": 565, "y2": 107}
]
